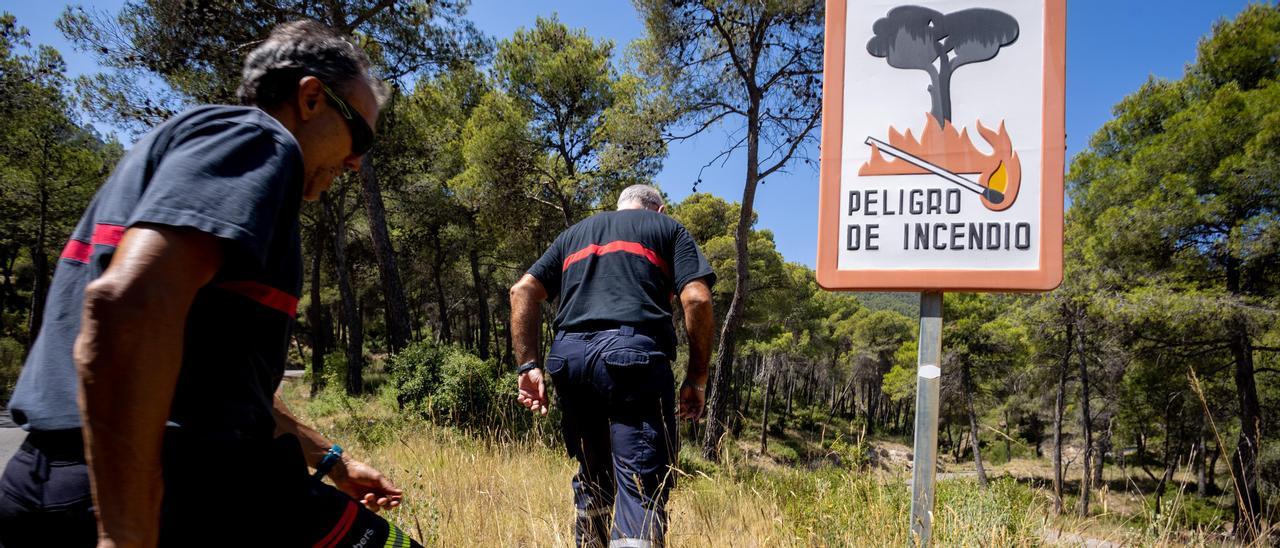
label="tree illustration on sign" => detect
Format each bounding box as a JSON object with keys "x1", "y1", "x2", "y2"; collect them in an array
[
  {"x1": 867, "y1": 6, "x2": 1019, "y2": 126},
  {"x1": 859, "y1": 5, "x2": 1023, "y2": 212}
]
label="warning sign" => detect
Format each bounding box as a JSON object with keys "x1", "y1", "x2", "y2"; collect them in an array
[{"x1": 816, "y1": 0, "x2": 1064, "y2": 291}]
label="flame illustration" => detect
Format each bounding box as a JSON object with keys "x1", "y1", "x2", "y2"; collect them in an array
[{"x1": 859, "y1": 114, "x2": 1021, "y2": 211}]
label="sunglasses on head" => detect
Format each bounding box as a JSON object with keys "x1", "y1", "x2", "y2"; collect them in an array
[{"x1": 320, "y1": 83, "x2": 375, "y2": 157}]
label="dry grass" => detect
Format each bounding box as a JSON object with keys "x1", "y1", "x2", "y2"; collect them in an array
[
  {"x1": 281, "y1": 379, "x2": 1047, "y2": 546},
  {"x1": 279, "y1": 379, "x2": 1269, "y2": 547}
]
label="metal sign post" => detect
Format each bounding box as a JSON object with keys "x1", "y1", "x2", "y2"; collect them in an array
[{"x1": 909, "y1": 292, "x2": 943, "y2": 546}]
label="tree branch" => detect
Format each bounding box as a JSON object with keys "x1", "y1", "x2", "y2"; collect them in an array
[{"x1": 758, "y1": 109, "x2": 820, "y2": 180}]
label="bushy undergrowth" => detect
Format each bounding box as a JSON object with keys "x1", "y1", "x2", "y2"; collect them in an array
[
  {"x1": 386, "y1": 340, "x2": 557, "y2": 437},
  {"x1": 0, "y1": 336, "x2": 23, "y2": 401},
  {"x1": 387, "y1": 341, "x2": 496, "y2": 421}
]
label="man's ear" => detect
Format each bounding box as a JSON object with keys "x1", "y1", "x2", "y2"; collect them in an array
[
  {"x1": 657, "y1": 204, "x2": 667, "y2": 214},
  {"x1": 296, "y1": 76, "x2": 324, "y2": 121}
]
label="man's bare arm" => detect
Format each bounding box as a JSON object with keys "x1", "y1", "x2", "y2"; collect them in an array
[
  {"x1": 677, "y1": 278, "x2": 714, "y2": 420},
  {"x1": 510, "y1": 274, "x2": 548, "y2": 366},
  {"x1": 679, "y1": 278, "x2": 713, "y2": 384},
  {"x1": 75, "y1": 225, "x2": 222, "y2": 548},
  {"x1": 510, "y1": 274, "x2": 549, "y2": 415}
]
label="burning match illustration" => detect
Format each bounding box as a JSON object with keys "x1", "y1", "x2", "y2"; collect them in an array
[
  {"x1": 865, "y1": 136, "x2": 1005, "y2": 204},
  {"x1": 858, "y1": 5, "x2": 1023, "y2": 212}
]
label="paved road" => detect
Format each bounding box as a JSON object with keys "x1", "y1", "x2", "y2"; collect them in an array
[{"x1": 0, "y1": 409, "x2": 23, "y2": 469}]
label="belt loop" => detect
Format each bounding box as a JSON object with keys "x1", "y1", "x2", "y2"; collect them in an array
[
  {"x1": 619, "y1": 325, "x2": 634, "y2": 337},
  {"x1": 31, "y1": 444, "x2": 50, "y2": 483}
]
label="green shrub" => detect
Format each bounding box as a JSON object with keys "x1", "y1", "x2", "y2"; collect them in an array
[
  {"x1": 0, "y1": 337, "x2": 24, "y2": 401},
  {"x1": 790, "y1": 405, "x2": 827, "y2": 431},
  {"x1": 826, "y1": 433, "x2": 870, "y2": 470},
  {"x1": 388, "y1": 340, "x2": 503, "y2": 429},
  {"x1": 318, "y1": 351, "x2": 347, "y2": 391},
  {"x1": 769, "y1": 441, "x2": 800, "y2": 464},
  {"x1": 432, "y1": 347, "x2": 498, "y2": 425}
]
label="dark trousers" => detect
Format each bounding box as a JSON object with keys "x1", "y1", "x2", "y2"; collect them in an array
[
  {"x1": 0, "y1": 430, "x2": 96, "y2": 547},
  {"x1": 547, "y1": 325, "x2": 679, "y2": 548},
  {"x1": 0, "y1": 429, "x2": 421, "y2": 547}
]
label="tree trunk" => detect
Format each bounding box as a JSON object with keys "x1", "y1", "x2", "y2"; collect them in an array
[
  {"x1": 1076, "y1": 313, "x2": 1093, "y2": 518},
  {"x1": 865, "y1": 380, "x2": 880, "y2": 435},
  {"x1": 0, "y1": 249, "x2": 14, "y2": 333},
  {"x1": 428, "y1": 227, "x2": 452, "y2": 342},
  {"x1": 322, "y1": 195, "x2": 363, "y2": 396},
  {"x1": 1196, "y1": 418, "x2": 1207, "y2": 497},
  {"x1": 1229, "y1": 327, "x2": 1261, "y2": 539},
  {"x1": 1004, "y1": 409, "x2": 1013, "y2": 465},
  {"x1": 784, "y1": 367, "x2": 794, "y2": 423},
  {"x1": 27, "y1": 187, "x2": 51, "y2": 348},
  {"x1": 1226, "y1": 259, "x2": 1262, "y2": 541},
  {"x1": 760, "y1": 361, "x2": 774, "y2": 455},
  {"x1": 463, "y1": 310, "x2": 473, "y2": 349},
  {"x1": 1094, "y1": 415, "x2": 1110, "y2": 487},
  {"x1": 307, "y1": 217, "x2": 330, "y2": 397},
  {"x1": 1208, "y1": 442, "x2": 1219, "y2": 492},
  {"x1": 468, "y1": 243, "x2": 490, "y2": 360},
  {"x1": 1053, "y1": 320, "x2": 1071, "y2": 515},
  {"x1": 961, "y1": 361, "x2": 988, "y2": 487},
  {"x1": 357, "y1": 158, "x2": 412, "y2": 353},
  {"x1": 701, "y1": 96, "x2": 762, "y2": 461},
  {"x1": 1152, "y1": 405, "x2": 1178, "y2": 517},
  {"x1": 729, "y1": 357, "x2": 746, "y2": 437},
  {"x1": 26, "y1": 244, "x2": 48, "y2": 347}
]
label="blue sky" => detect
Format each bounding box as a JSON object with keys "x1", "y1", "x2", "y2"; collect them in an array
[{"x1": 6, "y1": 0, "x2": 1264, "y2": 267}]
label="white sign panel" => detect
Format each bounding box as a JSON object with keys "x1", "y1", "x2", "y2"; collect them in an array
[{"x1": 816, "y1": 0, "x2": 1064, "y2": 291}]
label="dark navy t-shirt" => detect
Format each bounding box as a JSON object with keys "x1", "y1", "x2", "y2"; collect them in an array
[
  {"x1": 528, "y1": 209, "x2": 715, "y2": 332},
  {"x1": 8, "y1": 105, "x2": 304, "y2": 441}
]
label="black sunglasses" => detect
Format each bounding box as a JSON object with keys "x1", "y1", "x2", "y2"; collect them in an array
[{"x1": 321, "y1": 83, "x2": 375, "y2": 156}]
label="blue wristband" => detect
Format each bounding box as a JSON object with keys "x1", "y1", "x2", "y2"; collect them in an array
[{"x1": 312, "y1": 443, "x2": 343, "y2": 479}]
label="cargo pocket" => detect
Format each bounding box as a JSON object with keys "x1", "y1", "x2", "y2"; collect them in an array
[
  {"x1": 602, "y1": 349, "x2": 651, "y2": 369},
  {"x1": 604, "y1": 349, "x2": 665, "y2": 405}
]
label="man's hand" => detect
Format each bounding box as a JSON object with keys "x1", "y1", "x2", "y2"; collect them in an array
[
  {"x1": 270, "y1": 396, "x2": 404, "y2": 512},
  {"x1": 330, "y1": 457, "x2": 404, "y2": 513},
  {"x1": 517, "y1": 369, "x2": 549, "y2": 416},
  {"x1": 676, "y1": 382, "x2": 705, "y2": 421}
]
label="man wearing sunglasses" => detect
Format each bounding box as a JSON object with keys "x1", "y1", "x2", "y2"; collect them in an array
[{"x1": 0, "y1": 20, "x2": 422, "y2": 547}]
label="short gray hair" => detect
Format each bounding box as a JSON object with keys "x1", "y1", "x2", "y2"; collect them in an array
[
  {"x1": 617, "y1": 184, "x2": 664, "y2": 210},
  {"x1": 237, "y1": 19, "x2": 389, "y2": 108}
]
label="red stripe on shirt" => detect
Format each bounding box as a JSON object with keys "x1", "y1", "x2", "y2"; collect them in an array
[
  {"x1": 562, "y1": 241, "x2": 670, "y2": 277},
  {"x1": 91, "y1": 223, "x2": 126, "y2": 247},
  {"x1": 216, "y1": 281, "x2": 299, "y2": 318},
  {"x1": 60, "y1": 240, "x2": 93, "y2": 264},
  {"x1": 313, "y1": 500, "x2": 358, "y2": 548},
  {"x1": 60, "y1": 223, "x2": 129, "y2": 264}
]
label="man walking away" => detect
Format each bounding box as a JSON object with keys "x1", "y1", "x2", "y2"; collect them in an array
[
  {"x1": 510, "y1": 184, "x2": 716, "y2": 548},
  {"x1": 0, "y1": 20, "x2": 421, "y2": 547}
]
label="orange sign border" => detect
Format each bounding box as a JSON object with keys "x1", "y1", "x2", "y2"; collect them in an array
[{"x1": 815, "y1": 0, "x2": 1065, "y2": 292}]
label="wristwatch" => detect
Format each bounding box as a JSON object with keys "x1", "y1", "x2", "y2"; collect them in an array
[
  {"x1": 516, "y1": 360, "x2": 541, "y2": 375},
  {"x1": 312, "y1": 443, "x2": 343, "y2": 479}
]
